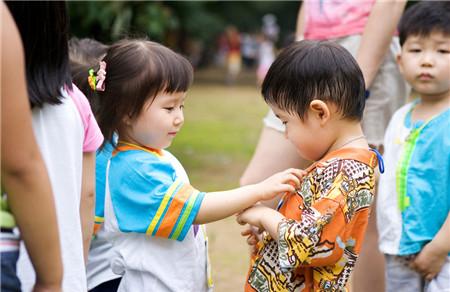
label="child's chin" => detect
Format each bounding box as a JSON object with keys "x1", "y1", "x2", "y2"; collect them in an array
[{"x1": 162, "y1": 142, "x2": 172, "y2": 149}]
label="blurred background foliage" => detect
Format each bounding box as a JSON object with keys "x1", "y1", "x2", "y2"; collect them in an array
[{"x1": 68, "y1": 1, "x2": 300, "y2": 66}]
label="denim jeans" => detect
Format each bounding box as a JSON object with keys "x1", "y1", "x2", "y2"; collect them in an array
[{"x1": 1, "y1": 250, "x2": 21, "y2": 292}]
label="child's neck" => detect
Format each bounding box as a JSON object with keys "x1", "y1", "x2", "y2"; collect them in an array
[
  {"x1": 413, "y1": 91, "x2": 450, "y2": 122},
  {"x1": 326, "y1": 122, "x2": 368, "y2": 155}
]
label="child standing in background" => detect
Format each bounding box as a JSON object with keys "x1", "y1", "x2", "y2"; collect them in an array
[
  {"x1": 237, "y1": 40, "x2": 382, "y2": 291},
  {"x1": 85, "y1": 39, "x2": 304, "y2": 291},
  {"x1": 6, "y1": 2, "x2": 103, "y2": 291},
  {"x1": 377, "y1": 2, "x2": 450, "y2": 291},
  {"x1": 69, "y1": 37, "x2": 122, "y2": 292}
]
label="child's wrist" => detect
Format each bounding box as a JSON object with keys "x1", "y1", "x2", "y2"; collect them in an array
[{"x1": 428, "y1": 239, "x2": 450, "y2": 255}]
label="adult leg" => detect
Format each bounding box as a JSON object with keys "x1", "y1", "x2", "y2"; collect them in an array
[{"x1": 353, "y1": 38, "x2": 409, "y2": 292}]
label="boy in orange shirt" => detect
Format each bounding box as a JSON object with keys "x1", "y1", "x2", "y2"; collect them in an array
[{"x1": 237, "y1": 40, "x2": 383, "y2": 291}]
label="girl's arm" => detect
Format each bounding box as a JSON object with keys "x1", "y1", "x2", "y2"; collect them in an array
[
  {"x1": 356, "y1": 0, "x2": 407, "y2": 88},
  {"x1": 194, "y1": 169, "x2": 304, "y2": 224},
  {"x1": 1, "y1": 3, "x2": 62, "y2": 290},
  {"x1": 80, "y1": 151, "x2": 95, "y2": 264}
]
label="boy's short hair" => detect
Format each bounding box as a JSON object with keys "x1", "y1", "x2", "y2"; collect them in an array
[
  {"x1": 262, "y1": 40, "x2": 366, "y2": 121},
  {"x1": 399, "y1": 1, "x2": 450, "y2": 46}
]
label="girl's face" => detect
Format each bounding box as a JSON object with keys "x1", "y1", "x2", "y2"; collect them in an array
[{"x1": 124, "y1": 91, "x2": 186, "y2": 149}]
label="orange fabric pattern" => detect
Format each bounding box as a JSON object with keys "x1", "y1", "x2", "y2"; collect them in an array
[{"x1": 245, "y1": 148, "x2": 378, "y2": 291}]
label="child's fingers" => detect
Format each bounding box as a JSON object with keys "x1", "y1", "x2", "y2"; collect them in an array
[
  {"x1": 247, "y1": 235, "x2": 258, "y2": 246},
  {"x1": 425, "y1": 273, "x2": 436, "y2": 281},
  {"x1": 236, "y1": 215, "x2": 247, "y2": 226},
  {"x1": 286, "y1": 168, "x2": 308, "y2": 179},
  {"x1": 241, "y1": 228, "x2": 253, "y2": 236}
]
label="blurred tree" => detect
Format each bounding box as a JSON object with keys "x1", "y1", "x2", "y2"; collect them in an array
[{"x1": 68, "y1": 1, "x2": 300, "y2": 66}]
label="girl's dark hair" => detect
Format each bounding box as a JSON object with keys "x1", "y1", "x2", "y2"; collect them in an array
[
  {"x1": 6, "y1": 1, "x2": 72, "y2": 108},
  {"x1": 399, "y1": 1, "x2": 450, "y2": 46},
  {"x1": 69, "y1": 37, "x2": 109, "y2": 113},
  {"x1": 92, "y1": 39, "x2": 193, "y2": 147},
  {"x1": 262, "y1": 40, "x2": 366, "y2": 121}
]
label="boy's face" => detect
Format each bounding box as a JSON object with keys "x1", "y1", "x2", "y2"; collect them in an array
[
  {"x1": 124, "y1": 91, "x2": 186, "y2": 149},
  {"x1": 398, "y1": 31, "x2": 450, "y2": 98},
  {"x1": 271, "y1": 104, "x2": 329, "y2": 161}
]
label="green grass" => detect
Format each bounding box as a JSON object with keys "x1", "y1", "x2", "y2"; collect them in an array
[{"x1": 169, "y1": 81, "x2": 268, "y2": 190}]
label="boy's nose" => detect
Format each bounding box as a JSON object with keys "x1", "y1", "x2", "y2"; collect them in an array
[{"x1": 420, "y1": 52, "x2": 434, "y2": 67}]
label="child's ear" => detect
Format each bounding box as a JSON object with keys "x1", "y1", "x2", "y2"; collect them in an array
[
  {"x1": 122, "y1": 114, "x2": 133, "y2": 126},
  {"x1": 396, "y1": 54, "x2": 405, "y2": 75},
  {"x1": 309, "y1": 100, "x2": 330, "y2": 126}
]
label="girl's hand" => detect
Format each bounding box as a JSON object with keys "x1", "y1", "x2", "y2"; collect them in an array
[
  {"x1": 410, "y1": 241, "x2": 448, "y2": 281},
  {"x1": 257, "y1": 168, "x2": 307, "y2": 201}
]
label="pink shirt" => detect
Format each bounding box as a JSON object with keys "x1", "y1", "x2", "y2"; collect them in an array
[
  {"x1": 68, "y1": 84, "x2": 103, "y2": 152},
  {"x1": 304, "y1": 0, "x2": 375, "y2": 40}
]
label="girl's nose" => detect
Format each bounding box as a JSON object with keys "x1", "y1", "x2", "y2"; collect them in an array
[{"x1": 174, "y1": 111, "x2": 184, "y2": 125}]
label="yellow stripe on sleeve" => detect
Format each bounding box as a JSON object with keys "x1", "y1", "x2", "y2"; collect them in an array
[
  {"x1": 146, "y1": 179, "x2": 182, "y2": 235},
  {"x1": 171, "y1": 190, "x2": 200, "y2": 240}
]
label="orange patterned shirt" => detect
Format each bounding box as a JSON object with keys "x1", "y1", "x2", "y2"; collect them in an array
[{"x1": 245, "y1": 148, "x2": 379, "y2": 292}]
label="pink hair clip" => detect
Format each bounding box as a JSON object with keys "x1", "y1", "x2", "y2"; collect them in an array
[{"x1": 95, "y1": 61, "x2": 107, "y2": 91}]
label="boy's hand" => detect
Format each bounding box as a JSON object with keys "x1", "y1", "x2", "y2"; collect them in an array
[
  {"x1": 240, "y1": 224, "x2": 263, "y2": 255},
  {"x1": 257, "y1": 168, "x2": 307, "y2": 201},
  {"x1": 237, "y1": 205, "x2": 269, "y2": 229},
  {"x1": 237, "y1": 205, "x2": 286, "y2": 241},
  {"x1": 410, "y1": 241, "x2": 448, "y2": 280}
]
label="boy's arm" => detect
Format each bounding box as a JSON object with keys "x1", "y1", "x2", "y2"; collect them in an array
[
  {"x1": 237, "y1": 204, "x2": 285, "y2": 240},
  {"x1": 411, "y1": 214, "x2": 450, "y2": 280},
  {"x1": 80, "y1": 151, "x2": 95, "y2": 264},
  {"x1": 1, "y1": 3, "x2": 62, "y2": 290},
  {"x1": 356, "y1": 0, "x2": 407, "y2": 88}
]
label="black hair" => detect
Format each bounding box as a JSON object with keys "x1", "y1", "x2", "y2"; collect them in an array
[
  {"x1": 262, "y1": 40, "x2": 366, "y2": 121},
  {"x1": 6, "y1": 1, "x2": 72, "y2": 108},
  {"x1": 92, "y1": 39, "x2": 193, "y2": 147},
  {"x1": 69, "y1": 37, "x2": 109, "y2": 113},
  {"x1": 399, "y1": 1, "x2": 450, "y2": 46}
]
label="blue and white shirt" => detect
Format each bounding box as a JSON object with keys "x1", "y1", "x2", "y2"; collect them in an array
[
  {"x1": 377, "y1": 102, "x2": 450, "y2": 256},
  {"x1": 103, "y1": 142, "x2": 212, "y2": 291}
]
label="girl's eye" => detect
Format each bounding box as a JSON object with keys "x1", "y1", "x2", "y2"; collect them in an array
[
  {"x1": 408, "y1": 49, "x2": 421, "y2": 53},
  {"x1": 164, "y1": 107, "x2": 174, "y2": 112},
  {"x1": 438, "y1": 49, "x2": 450, "y2": 54}
]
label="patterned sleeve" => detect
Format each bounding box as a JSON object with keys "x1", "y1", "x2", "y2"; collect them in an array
[
  {"x1": 278, "y1": 164, "x2": 374, "y2": 271},
  {"x1": 109, "y1": 152, "x2": 205, "y2": 241}
]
